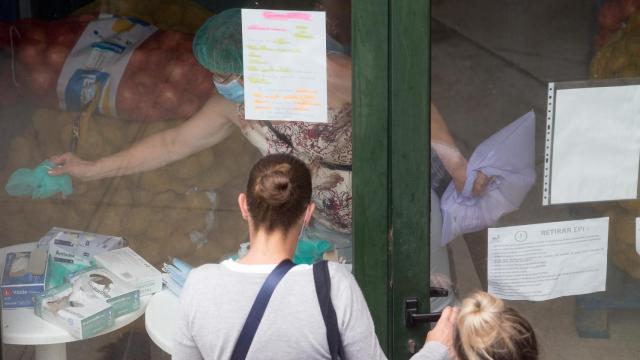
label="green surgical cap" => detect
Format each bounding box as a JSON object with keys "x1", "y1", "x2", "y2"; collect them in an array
[
  {"x1": 5, "y1": 160, "x2": 73, "y2": 199},
  {"x1": 193, "y1": 8, "x2": 244, "y2": 75}
]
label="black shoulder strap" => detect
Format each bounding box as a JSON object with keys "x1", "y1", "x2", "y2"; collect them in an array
[
  {"x1": 231, "y1": 259, "x2": 296, "y2": 360},
  {"x1": 313, "y1": 260, "x2": 345, "y2": 360}
]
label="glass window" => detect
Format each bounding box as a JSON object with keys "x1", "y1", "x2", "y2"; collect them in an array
[
  {"x1": 0, "y1": 0, "x2": 352, "y2": 358},
  {"x1": 432, "y1": 1, "x2": 640, "y2": 358}
]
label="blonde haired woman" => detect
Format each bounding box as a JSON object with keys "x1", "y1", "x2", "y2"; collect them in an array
[{"x1": 455, "y1": 292, "x2": 538, "y2": 360}]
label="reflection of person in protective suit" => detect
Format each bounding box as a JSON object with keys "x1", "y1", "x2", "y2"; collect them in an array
[
  {"x1": 47, "y1": 7, "x2": 483, "y2": 311},
  {"x1": 49, "y1": 9, "x2": 354, "y2": 256}
]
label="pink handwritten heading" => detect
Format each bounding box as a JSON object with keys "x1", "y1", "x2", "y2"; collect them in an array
[{"x1": 262, "y1": 11, "x2": 312, "y2": 21}]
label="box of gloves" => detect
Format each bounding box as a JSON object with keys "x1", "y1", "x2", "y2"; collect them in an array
[
  {"x1": 34, "y1": 282, "x2": 114, "y2": 339},
  {"x1": 94, "y1": 247, "x2": 162, "y2": 296},
  {"x1": 38, "y1": 227, "x2": 125, "y2": 266},
  {"x1": 66, "y1": 267, "x2": 140, "y2": 318},
  {"x1": 1, "y1": 249, "x2": 48, "y2": 308}
]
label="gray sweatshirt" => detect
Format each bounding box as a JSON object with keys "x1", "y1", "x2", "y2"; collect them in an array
[{"x1": 173, "y1": 260, "x2": 449, "y2": 360}]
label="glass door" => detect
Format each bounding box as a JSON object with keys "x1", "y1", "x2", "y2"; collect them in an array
[{"x1": 430, "y1": 0, "x2": 640, "y2": 359}]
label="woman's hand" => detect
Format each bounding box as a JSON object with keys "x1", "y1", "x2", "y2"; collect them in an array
[
  {"x1": 48, "y1": 153, "x2": 97, "y2": 181},
  {"x1": 471, "y1": 171, "x2": 490, "y2": 197},
  {"x1": 426, "y1": 306, "x2": 459, "y2": 357},
  {"x1": 451, "y1": 163, "x2": 491, "y2": 198}
]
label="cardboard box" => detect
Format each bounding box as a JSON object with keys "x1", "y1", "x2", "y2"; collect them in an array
[
  {"x1": 34, "y1": 282, "x2": 114, "y2": 339},
  {"x1": 1, "y1": 250, "x2": 47, "y2": 308},
  {"x1": 38, "y1": 227, "x2": 125, "y2": 266},
  {"x1": 67, "y1": 267, "x2": 140, "y2": 318},
  {"x1": 94, "y1": 247, "x2": 162, "y2": 296}
]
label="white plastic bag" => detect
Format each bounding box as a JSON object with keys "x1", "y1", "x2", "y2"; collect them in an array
[{"x1": 440, "y1": 111, "x2": 536, "y2": 245}]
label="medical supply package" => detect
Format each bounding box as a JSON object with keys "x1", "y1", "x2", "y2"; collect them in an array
[
  {"x1": 66, "y1": 266, "x2": 140, "y2": 318},
  {"x1": 1, "y1": 250, "x2": 48, "y2": 308},
  {"x1": 38, "y1": 227, "x2": 125, "y2": 266},
  {"x1": 34, "y1": 282, "x2": 114, "y2": 339},
  {"x1": 94, "y1": 247, "x2": 162, "y2": 296},
  {"x1": 161, "y1": 257, "x2": 193, "y2": 297}
]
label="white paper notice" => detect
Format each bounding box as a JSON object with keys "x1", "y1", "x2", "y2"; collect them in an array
[
  {"x1": 488, "y1": 217, "x2": 609, "y2": 301},
  {"x1": 241, "y1": 9, "x2": 327, "y2": 123},
  {"x1": 549, "y1": 86, "x2": 640, "y2": 204}
]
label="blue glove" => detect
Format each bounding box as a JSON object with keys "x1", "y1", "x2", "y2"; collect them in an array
[{"x1": 5, "y1": 160, "x2": 72, "y2": 199}]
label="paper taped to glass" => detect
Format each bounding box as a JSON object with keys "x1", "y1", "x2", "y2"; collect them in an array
[
  {"x1": 544, "y1": 82, "x2": 640, "y2": 205},
  {"x1": 241, "y1": 9, "x2": 327, "y2": 122},
  {"x1": 488, "y1": 217, "x2": 608, "y2": 301}
]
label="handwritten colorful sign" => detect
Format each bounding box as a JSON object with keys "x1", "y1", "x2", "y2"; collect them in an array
[{"x1": 241, "y1": 9, "x2": 327, "y2": 122}]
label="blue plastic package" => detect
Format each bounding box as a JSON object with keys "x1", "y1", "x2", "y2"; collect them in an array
[{"x1": 162, "y1": 258, "x2": 193, "y2": 292}]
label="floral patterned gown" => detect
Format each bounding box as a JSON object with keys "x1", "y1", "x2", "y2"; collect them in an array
[{"x1": 235, "y1": 103, "x2": 353, "y2": 234}]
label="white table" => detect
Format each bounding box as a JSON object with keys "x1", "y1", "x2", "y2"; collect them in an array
[
  {"x1": 1, "y1": 243, "x2": 150, "y2": 360},
  {"x1": 145, "y1": 288, "x2": 179, "y2": 355}
]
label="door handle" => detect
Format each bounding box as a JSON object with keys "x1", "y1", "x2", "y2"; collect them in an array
[
  {"x1": 429, "y1": 287, "x2": 449, "y2": 298},
  {"x1": 405, "y1": 287, "x2": 449, "y2": 327}
]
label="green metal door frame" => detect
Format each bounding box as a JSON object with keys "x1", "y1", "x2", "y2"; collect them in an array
[
  {"x1": 352, "y1": 0, "x2": 391, "y2": 352},
  {"x1": 353, "y1": 0, "x2": 430, "y2": 358},
  {"x1": 389, "y1": 0, "x2": 430, "y2": 357}
]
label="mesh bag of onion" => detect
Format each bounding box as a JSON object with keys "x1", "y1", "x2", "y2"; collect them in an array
[{"x1": 8, "y1": 14, "x2": 214, "y2": 122}]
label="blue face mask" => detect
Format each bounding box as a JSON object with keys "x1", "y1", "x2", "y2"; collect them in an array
[{"x1": 214, "y1": 79, "x2": 245, "y2": 103}]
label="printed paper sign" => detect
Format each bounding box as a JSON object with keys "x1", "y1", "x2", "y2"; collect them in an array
[
  {"x1": 241, "y1": 9, "x2": 327, "y2": 122},
  {"x1": 488, "y1": 218, "x2": 609, "y2": 301}
]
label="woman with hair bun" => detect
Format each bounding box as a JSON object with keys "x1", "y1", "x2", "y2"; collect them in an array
[
  {"x1": 174, "y1": 153, "x2": 455, "y2": 360},
  {"x1": 455, "y1": 292, "x2": 538, "y2": 360}
]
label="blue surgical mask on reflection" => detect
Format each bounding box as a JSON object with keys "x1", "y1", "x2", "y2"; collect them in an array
[{"x1": 214, "y1": 79, "x2": 245, "y2": 103}]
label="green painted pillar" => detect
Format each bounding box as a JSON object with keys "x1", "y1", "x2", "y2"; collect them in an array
[
  {"x1": 389, "y1": 0, "x2": 430, "y2": 358},
  {"x1": 353, "y1": 0, "x2": 430, "y2": 358},
  {"x1": 352, "y1": 0, "x2": 391, "y2": 353}
]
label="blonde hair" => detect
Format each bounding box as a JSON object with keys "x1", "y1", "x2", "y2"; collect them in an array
[{"x1": 454, "y1": 292, "x2": 538, "y2": 360}]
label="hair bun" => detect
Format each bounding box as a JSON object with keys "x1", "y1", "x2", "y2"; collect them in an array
[
  {"x1": 254, "y1": 164, "x2": 293, "y2": 206},
  {"x1": 456, "y1": 292, "x2": 504, "y2": 357},
  {"x1": 469, "y1": 292, "x2": 503, "y2": 316},
  {"x1": 246, "y1": 154, "x2": 312, "y2": 232},
  {"x1": 455, "y1": 292, "x2": 538, "y2": 360}
]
